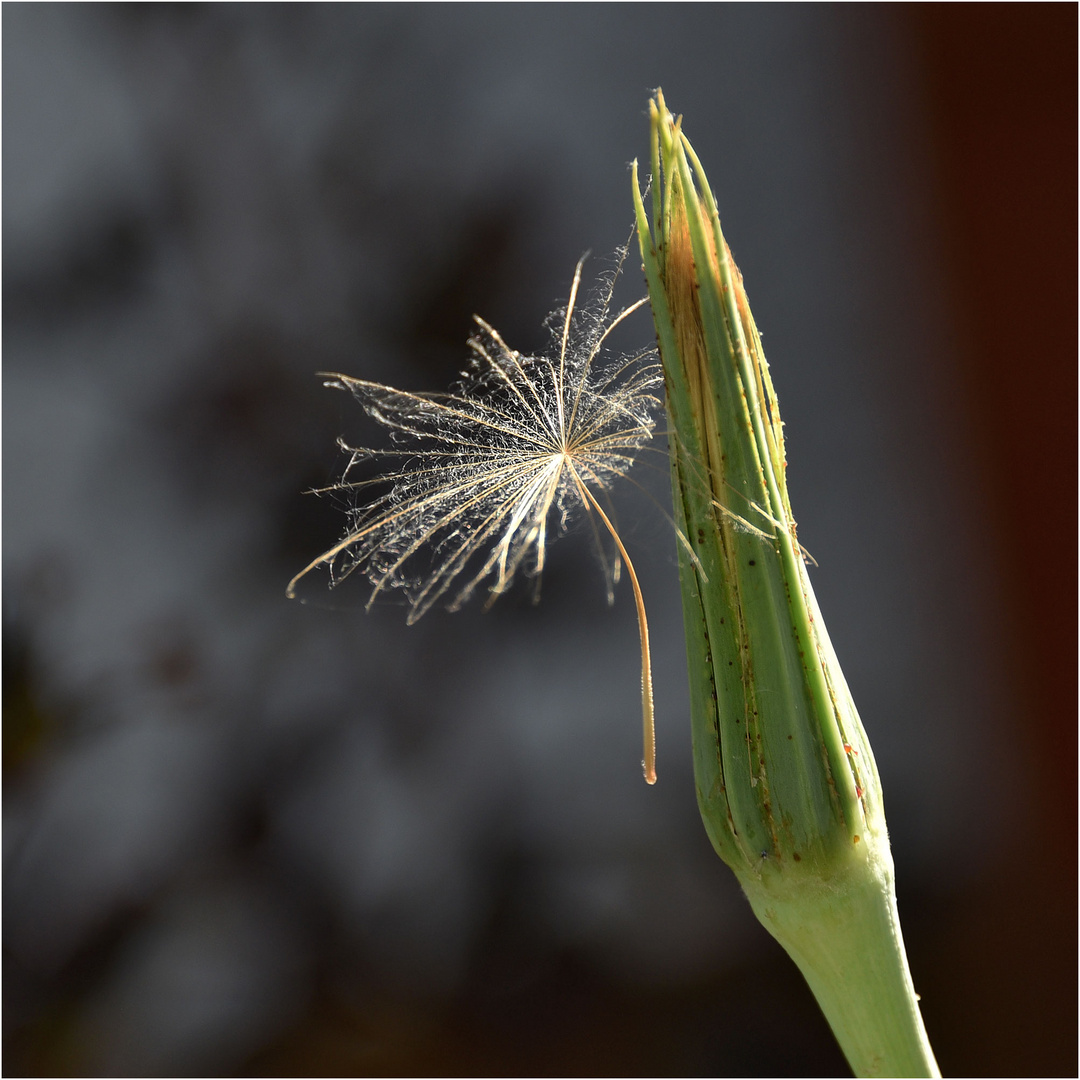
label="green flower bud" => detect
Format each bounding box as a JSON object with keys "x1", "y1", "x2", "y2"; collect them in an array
[{"x1": 633, "y1": 91, "x2": 939, "y2": 1079}]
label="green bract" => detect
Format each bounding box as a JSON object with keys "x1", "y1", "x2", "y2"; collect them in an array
[{"x1": 633, "y1": 91, "x2": 939, "y2": 1079}]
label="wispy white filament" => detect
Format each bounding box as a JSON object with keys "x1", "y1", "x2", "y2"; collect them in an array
[{"x1": 288, "y1": 250, "x2": 662, "y2": 781}]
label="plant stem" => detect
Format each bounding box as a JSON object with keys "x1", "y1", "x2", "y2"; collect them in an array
[{"x1": 743, "y1": 846, "x2": 938, "y2": 1077}]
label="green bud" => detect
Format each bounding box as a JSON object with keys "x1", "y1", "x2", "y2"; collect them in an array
[{"x1": 633, "y1": 91, "x2": 939, "y2": 1078}]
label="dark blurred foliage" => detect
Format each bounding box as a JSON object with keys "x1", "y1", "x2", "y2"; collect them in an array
[{"x1": 4, "y1": 5, "x2": 1074, "y2": 1077}]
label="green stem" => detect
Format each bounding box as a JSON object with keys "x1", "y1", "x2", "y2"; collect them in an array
[{"x1": 741, "y1": 858, "x2": 939, "y2": 1078}]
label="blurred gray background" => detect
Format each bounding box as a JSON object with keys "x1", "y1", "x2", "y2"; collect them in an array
[{"x1": 4, "y1": 5, "x2": 1074, "y2": 1077}]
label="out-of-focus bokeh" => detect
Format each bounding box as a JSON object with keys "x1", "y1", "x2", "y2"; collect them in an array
[{"x1": 4, "y1": 6, "x2": 1074, "y2": 1077}]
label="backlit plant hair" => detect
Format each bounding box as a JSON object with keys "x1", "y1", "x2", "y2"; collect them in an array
[{"x1": 288, "y1": 248, "x2": 664, "y2": 782}]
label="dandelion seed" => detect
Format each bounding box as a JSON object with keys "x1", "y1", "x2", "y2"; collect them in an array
[{"x1": 288, "y1": 249, "x2": 664, "y2": 783}]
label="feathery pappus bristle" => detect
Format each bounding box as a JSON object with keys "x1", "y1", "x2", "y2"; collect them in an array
[{"x1": 288, "y1": 248, "x2": 662, "y2": 782}]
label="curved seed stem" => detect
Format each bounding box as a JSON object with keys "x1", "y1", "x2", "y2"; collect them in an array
[{"x1": 575, "y1": 475, "x2": 656, "y2": 784}]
